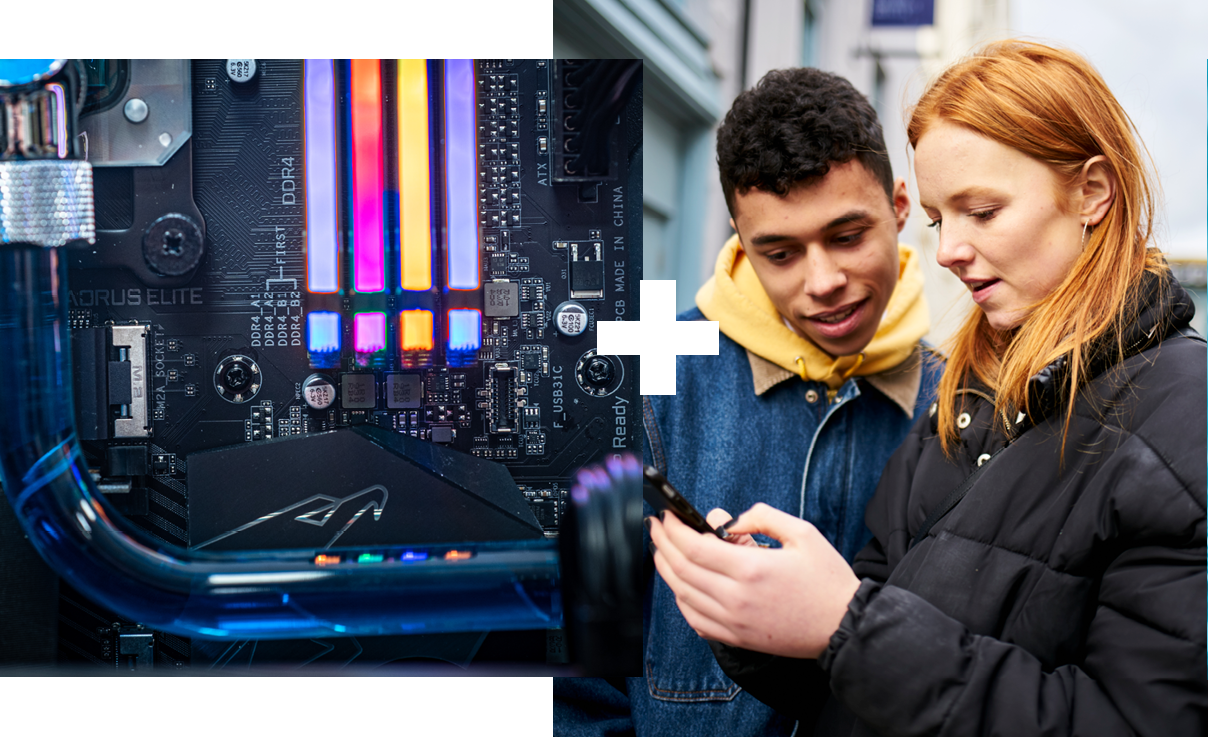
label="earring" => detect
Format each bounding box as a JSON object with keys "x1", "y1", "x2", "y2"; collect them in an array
[{"x1": 1081, "y1": 220, "x2": 1090, "y2": 249}]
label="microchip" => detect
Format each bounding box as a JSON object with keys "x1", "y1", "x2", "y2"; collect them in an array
[
  {"x1": 521, "y1": 350, "x2": 542, "y2": 371},
  {"x1": 484, "y1": 281, "x2": 520, "y2": 317},
  {"x1": 530, "y1": 500, "x2": 559, "y2": 527},
  {"x1": 431, "y1": 426, "x2": 454, "y2": 443},
  {"x1": 151, "y1": 453, "x2": 172, "y2": 474},
  {"x1": 569, "y1": 242, "x2": 604, "y2": 299},
  {"x1": 340, "y1": 373, "x2": 376, "y2": 409},
  {"x1": 490, "y1": 253, "x2": 509, "y2": 274},
  {"x1": 385, "y1": 374, "x2": 422, "y2": 409}
]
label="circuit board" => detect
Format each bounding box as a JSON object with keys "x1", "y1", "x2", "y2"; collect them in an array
[{"x1": 43, "y1": 58, "x2": 643, "y2": 670}]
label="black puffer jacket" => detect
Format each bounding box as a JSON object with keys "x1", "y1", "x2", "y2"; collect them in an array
[{"x1": 714, "y1": 270, "x2": 1207, "y2": 736}]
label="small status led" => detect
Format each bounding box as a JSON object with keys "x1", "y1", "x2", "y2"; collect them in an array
[
  {"x1": 444, "y1": 549, "x2": 475, "y2": 561},
  {"x1": 447, "y1": 309, "x2": 482, "y2": 353},
  {"x1": 314, "y1": 554, "x2": 341, "y2": 566},
  {"x1": 353, "y1": 312, "x2": 387, "y2": 355},
  {"x1": 397, "y1": 59, "x2": 433, "y2": 291},
  {"x1": 357, "y1": 553, "x2": 384, "y2": 564},
  {"x1": 304, "y1": 59, "x2": 339, "y2": 294},
  {"x1": 443, "y1": 59, "x2": 479, "y2": 290},
  {"x1": 400, "y1": 309, "x2": 434, "y2": 352},
  {"x1": 306, "y1": 311, "x2": 341, "y2": 368},
  {"x1": 351, "y1": 59, "x2": 385, "y2": 293},
  {"x1": 399, "y1": 550, "x2": 428, "y2": 562}
]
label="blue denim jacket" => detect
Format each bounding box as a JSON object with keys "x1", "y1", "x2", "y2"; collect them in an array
[{"x1": 555, "y1": 309, "x2": 942, "y2": 737}]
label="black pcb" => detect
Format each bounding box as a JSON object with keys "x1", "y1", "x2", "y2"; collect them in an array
[{"x1": 48, "y1": 59, "x2": 642, "y2": 670}]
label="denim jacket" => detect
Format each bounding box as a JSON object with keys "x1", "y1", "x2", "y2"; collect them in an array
[{"x1": 555, "y1": 309, "x2": 942, "y2": 737}]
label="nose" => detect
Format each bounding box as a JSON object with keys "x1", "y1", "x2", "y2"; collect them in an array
[
  {"x1": 802, "y1": 249, "x2": 846, "y2": 299},
  {"x1": 934, "y1": 222, "x2": 975, "y2": 272}
]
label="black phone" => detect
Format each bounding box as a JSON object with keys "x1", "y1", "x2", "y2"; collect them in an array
[{"x1": 643, "y1": 466, "x2": 726, "y2": 538}]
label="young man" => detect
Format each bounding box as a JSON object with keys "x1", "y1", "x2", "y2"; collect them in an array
[{"x1": 555, "y1": 68, "x2": 942, "y2": 736}]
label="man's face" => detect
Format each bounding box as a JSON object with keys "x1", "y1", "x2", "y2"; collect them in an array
[{"x1": 731, "y1": 160, "x2": 910, "y2": 357}]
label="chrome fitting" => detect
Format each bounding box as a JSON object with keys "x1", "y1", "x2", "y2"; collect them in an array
[{"x1": 0, "y1": 160, "x2": 95, "y2": 247}]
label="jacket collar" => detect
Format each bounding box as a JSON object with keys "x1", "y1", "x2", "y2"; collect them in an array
[
  {"x1": 746, "y1": 344, "x2": 924, "y2": 417},
  {"x1": 1025, "y1": 267, "x2": 1195, "y2": 423}
]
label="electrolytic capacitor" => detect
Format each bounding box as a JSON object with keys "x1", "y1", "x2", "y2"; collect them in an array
[
  {"x1": 302, "y1": 374, "x2": 336, "y2": 410},
  {"x1": 553, "y1": 301, "x2": 588, "y2": 337}
]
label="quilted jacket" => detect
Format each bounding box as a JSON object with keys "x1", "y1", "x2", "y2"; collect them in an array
[{"x1": 714, "y1": 268, "x2": 1208, "y2": 737}]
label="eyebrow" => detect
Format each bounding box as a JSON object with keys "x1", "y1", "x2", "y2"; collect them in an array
[
  {"x1": 919, "y1": 185, "x2": 1001, "y2": 211},
  {"x1": 746, "y1": 210, "x2": 876, "y2": 246}
]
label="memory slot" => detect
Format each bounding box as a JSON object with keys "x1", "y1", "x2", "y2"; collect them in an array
[
  {"x1": 398, "y1": 59, "x2": 433, "y2": 292},
  {"x1": 306, "y1": 311, "x2": 341, "y2": 368},
  {"x1": 446, "y1": 308, "x2": 482, "y2": 367},
  {"x1": 443, "y1": 59, "x2": 479, "y2": 291},
  {"x1": 400, "y1": 309, "x2": 435, "y2": 351},
  {"x1": 304, "y1": 59, "x2": 339, "y2": 294},
  {"x1": 353, "y1": 311, "x2": 387, "y2": 366},
  {"x1": 351, "y1": 59, "x2": 385, "y2": 293}
]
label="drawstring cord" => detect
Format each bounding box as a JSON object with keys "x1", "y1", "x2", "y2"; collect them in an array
[
  {"x1": 838, "y1": 352, "x2": 865, "y2": 383},
  {"x1": 793, "y1": 352, "x2": 866, "y2": 384}
]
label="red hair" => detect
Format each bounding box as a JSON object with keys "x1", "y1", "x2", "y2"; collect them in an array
[{"x1": 907, "y1": 40, "x2": 1166, "y2": 455}]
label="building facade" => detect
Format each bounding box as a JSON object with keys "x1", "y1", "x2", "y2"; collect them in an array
[{"x1": 554, "y1": 0, "x2": 1011, "y2": 344}]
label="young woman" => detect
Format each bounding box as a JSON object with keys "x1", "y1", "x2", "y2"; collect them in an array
[{"x1": 647, "y1": 40, "x2": 1206, "y2": 736}]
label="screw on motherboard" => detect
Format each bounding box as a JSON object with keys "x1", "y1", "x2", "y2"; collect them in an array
[{"x1": 143, "y1": 213, "x2": 204, "y2": 276}]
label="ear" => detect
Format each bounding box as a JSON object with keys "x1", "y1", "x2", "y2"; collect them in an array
[
  {"x1": 1078, "y1": 155, "x2": 1116, "y2": 227},
  {"x1": 891, "y1": 178, "x2": 911, "y2": 233},
  {"x1": 729, "y1": 217, "x2": 743, "y2": 249}
]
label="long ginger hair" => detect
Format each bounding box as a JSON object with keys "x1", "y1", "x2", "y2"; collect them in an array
[{"x1": 907, "y1": 40, "x2": 1167, "y2": 455}]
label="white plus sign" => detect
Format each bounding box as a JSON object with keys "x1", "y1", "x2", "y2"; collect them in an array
[{"x1": 597, "y1": 280, "x2": 719, "y2": 395}]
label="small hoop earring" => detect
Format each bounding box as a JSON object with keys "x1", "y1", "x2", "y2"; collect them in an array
[{"x1": 1081, "y1": 220, "x2": 1090, "y2": 249}]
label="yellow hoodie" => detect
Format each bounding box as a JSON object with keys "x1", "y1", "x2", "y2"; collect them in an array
[{"x1": 696, "y1": 234, "x2": 930, "y2": 390}]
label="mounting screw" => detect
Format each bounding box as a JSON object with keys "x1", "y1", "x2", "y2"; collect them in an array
[
  {"x1": 143, "y1": 213, "x2": 204, "y2": 276},
  {"x1": 585, "y1": 357, "x2": 613, "y2": 385}
]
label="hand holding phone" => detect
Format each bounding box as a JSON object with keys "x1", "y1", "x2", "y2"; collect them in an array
[{"x1": 643, "y1": 466, "x2": 727, "y2": 538}]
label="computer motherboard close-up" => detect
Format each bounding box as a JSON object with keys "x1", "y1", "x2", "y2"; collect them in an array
[{"x1": 0, "y1": 58, "x2": 642, "y2": 672}]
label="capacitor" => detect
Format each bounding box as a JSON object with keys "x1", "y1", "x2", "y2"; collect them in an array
[
  {"x1": 302, "y1": 373, "x2": 336, "y2": 410},
  {"x1": 553, "y1": 300, "x2": 589, "y2": 337},
  {"x1": 225, "y1": 59, "x2": 257, "y2": 83}
]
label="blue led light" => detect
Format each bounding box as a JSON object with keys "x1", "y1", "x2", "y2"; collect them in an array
[
  {"x1": 307, "y1": 312, "x2": 341, "y2": 368},
  {"x1": 447, "y1": 309, "x2": 482, "y2": 352},
  {"x1": 400, "y1": 550, "x2": 428, "y2": 562}
]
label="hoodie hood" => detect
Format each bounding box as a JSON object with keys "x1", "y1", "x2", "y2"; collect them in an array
[{"x1": 696, "y1": 234, "x2": 930, "y2": 389}]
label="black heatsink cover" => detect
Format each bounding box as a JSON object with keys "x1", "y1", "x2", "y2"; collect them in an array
[{"x1": 187, "y1": 426, "x2": 542, "y2": 551}]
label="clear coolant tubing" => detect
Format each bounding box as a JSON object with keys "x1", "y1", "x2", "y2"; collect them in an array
[
  {"x1": 0, "y1": 59, "x2": 639, "y2": 643},
  {"x1": 0, "y1": 241, "x2": 583, "y2": 639}
]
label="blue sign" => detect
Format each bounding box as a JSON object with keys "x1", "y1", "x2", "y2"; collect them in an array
[{"x1": 871, "y1": 0, "x2": 935, "y2": 26}]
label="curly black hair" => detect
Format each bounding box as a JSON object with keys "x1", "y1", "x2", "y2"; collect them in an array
[{"x1": 717, "y1": 67, "x2": 894, "y2": 215}]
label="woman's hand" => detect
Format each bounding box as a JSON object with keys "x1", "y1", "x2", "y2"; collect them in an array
[{"x1": 649, "y1": 502, "x2": 861, "y2": 659}]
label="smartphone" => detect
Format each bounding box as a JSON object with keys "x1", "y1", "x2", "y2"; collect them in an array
[{"x1": 643, "y1": 466, "x2": 726, "y2": 538}]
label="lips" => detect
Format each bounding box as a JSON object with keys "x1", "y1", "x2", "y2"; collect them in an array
[
  {"x1": 964, "y1": 278, "x2": 1000, "y2": 304},
  {"x1": 813, "y1": 303, "x2": 859, "y2": 324},
  {"x1": 805, "y1": 299, "x2": 867, "y2": 340}
]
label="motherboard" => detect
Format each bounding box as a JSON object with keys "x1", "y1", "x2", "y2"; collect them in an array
[{"x1": 3, "y1": 58, "x2": 642, "y2": 670}]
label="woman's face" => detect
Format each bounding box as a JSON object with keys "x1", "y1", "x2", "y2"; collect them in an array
[{"x1": 914, "y1": 120, "x2": 1086, "y2": 331}]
